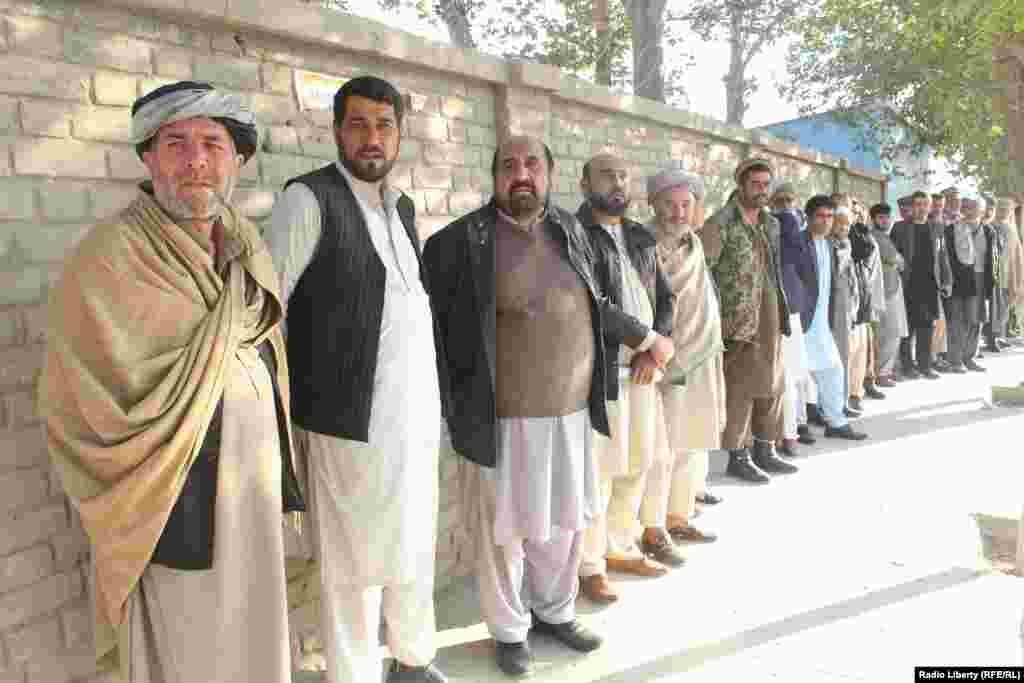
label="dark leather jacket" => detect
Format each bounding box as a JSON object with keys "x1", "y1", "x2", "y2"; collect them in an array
[
  {"x1": 576, "y1": 202, "x2": 674, "y2": 399},
  {"x1": 423, "y1": 200, "x2": 649, "y2": 468}
]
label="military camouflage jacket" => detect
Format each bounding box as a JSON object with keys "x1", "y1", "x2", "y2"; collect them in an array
[{"x1": 701, "y1": 198, "x2": 791, "y2": 346}]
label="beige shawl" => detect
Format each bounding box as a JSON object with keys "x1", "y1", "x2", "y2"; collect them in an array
[
  {"x1": 1002, "y1": 220, "x2": 1024, "y2": 307},
  {"x1": 38, "y1": 190, "x2": 295, "y2": 667},
  {"x1": 652, "y1": 224, "x2": 725, "y2": 386}
]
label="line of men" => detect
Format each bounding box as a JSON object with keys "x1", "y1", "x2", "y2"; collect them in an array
[{"x1": 36, "y1": 74, "x2": 1023, "y2": 683}]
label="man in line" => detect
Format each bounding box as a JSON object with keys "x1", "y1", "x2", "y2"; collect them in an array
[
  {"x1": 997, "y1": 198, "x2": 1024, "y2": 344},
  {"x1": 40, "y1": 81, "x2": 303, "y2": 681},
  {"x1": 944, "y1": 196, "x2": 987, "y2": 373},
  {"x1": 892, "y1": 191, "x2": 953, "y2": 379},
  {"x1": 576, "y1": 155, "x2": 683, "y2": 606},
  {"x1": 982, "y1": 197, "x2": 1011, "y2": 353},
  {"x1": 645, "y1": 170, "x2": 723, "y2": 552},
  {"x1": 847, "y1": 207, "x2": 886, "y2": 410},
  {"x1": 267, "y1": 76, "x2": 447, "y2": 683},
  {"x1": 931, "y1": 187, "x2": 961, "y2": 371},
  {"x1": 801, "y1": 195, "x2": 868, "y2": 441},
  {"x1": 869, "y1": 203, "x2": 908, "y2": 387},
  {"x1": 424, "y1": 135, "x2": 653, "y2": 677},
  {"x1": 702, "y1": 158, "x2": 799, "y2": 483}
]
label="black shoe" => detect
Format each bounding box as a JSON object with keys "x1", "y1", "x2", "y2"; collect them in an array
[
  {"x1": 984, "y1": 344, "x2": 1001, "y2": 354},
  {"x1": 531, "y1": 618, "x2": 603, "y2": 653},
  {"x1": 776, "y1": 440, "x2": 799, "y2": 458},
  {"x1": 695, "y1": 491, "x2": 724, "y2": 505},
  {"x1": 949, "y1": 363, "x2": 968, "y2": 374},
  {"x1": 796, "y1": 424, "x2": 817, "y2": 445},
  {"x1": 848, "y1": 396, "x2": 864, "y2": 411},
  {"x1": 933, "y1": 359, "x2": 952, "y2": 373},
  {"x1": 844, "y1": 407, "x2": 862, "y2": 418},
  {"x1": 495, "y1": 641, "x2": 533, "y2": 678},
  {"x1": 997, "y1": 338, "x2": 1010, "y2": 349},
  {"x1": 864, "y1": 384, "x2": 886, "y2": 400},
  {"x1": 902, "y1": 368, "x2": 920, "y2": 380},
  {"x1": 388, "y1": 661, "x2": 449, "y2": 683},
  {"x1": 921, "y1": 369, "x2": 941, "y2": 379},
  {"x1": 824, "y1": 424, "x2": 868, "y2": 440},
  {"x1": 751, "y1": 441, "x2": 799, "y2": 474},
  {"x1": 806, "y1": 404, "x2": 828, "y2": 427},
  {"x1": 965, "y1": 360, "x2": 986, "y2": 372},
  {"x1": 726, "y1": 449, "x2": 771, "y2": 483},
  {"x1": 641, "y1": 531, "x2": 686, "y2": 568}
]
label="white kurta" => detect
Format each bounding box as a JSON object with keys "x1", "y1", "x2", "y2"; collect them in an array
[
  {"x1": 267, "y1": 164, "x2": 441, "y2": 681},
  {"x1": 268, "y1": 162, "x2": 441, "y2": 586}
]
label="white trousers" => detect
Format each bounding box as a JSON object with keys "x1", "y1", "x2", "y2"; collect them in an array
[
  {"x1": 579, "y1": 468, "x2": 647, "y2": 577},
  {"x1": 318, "y1": 579, "x2": 436, "y2": 683},
  {"x1": 476, "y1": 473, "x2": 581, "y2": 643},
  {"x1": 643, "y1": 447, "x2": 709, "y2": 526}
]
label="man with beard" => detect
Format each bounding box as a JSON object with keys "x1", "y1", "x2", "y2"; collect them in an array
[
  {"x1": 892, "y1": 191, "x2": 952, "y2": 379},
  {"x1": 701, "y1": 158, "x2": 799, "y2": 483},
  {"x1": 869, "y1": 203, "x2": 908, "y2": 386},
  {"x1": 944, "y1": 196, "x2": 988, "y2": 373},
  {"x1": 575, "y1": 155, "x2": 683, "y2": 605},
  {"x1": 39, "y1": 81, "x2": 304, "y2": 682},
  {"x1": 424, "y1": 136, "x2": 649, "y2": 677},
  {"x1": 267, "y1": 77, "x2": 447, "y2": 683},
  {"x1": 644, "y1": 170, "x2": 724, "y2": 550}
]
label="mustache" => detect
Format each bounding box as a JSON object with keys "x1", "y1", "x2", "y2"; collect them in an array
[
  {"x1": 357, "y1": 145, "x2": 386, "y2": 157},
  {"x1": 511, "y1": 182, "x2": 536, "y2": 194}
]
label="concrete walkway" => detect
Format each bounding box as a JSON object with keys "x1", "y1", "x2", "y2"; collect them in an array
[{"x1": 302, "y1": 347, "x2": 1024, "y2": 682}]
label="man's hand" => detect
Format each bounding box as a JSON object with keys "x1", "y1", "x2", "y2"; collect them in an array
[
  {"x1": 631, "y1": 351, "x2": 660, "y2": 385},
  {"x1": 649, "y1": 334, "x2": 675, "y2": 367}
]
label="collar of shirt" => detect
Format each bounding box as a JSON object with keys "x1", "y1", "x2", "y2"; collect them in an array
[
  {"x1": 496, "y1": 205, "x2": 548, "y2": 231},
  {"x1": 335, "y1": 161, "x2": 400, "y2": 214}
]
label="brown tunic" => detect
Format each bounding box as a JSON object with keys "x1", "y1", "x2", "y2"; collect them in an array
[{"x1": 495, "y1": 214, "x2": 595, "y2": 418}]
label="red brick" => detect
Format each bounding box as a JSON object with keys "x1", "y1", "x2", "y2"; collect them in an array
[
  {"x1": 0, "y1": 428, "x2": 48, "y2": 472},
  {"x1": 0, "y1": 570, "x2": 82, "y2": 631},
  {"x1": 0, "y1": 546, "x2": 53, "y2": 594},
  {"x1": 0, "y1": 346, "x2": 42, "y2": 392},
  {"x1": 0, "y1": 468, "x2": 49, "y2": 513},
  {"x1": 4, "y1": 617, "x2": 61, "y2": 664},
  {"x1": 0, "y1": 503, "x2": 66, "y2": 556}
]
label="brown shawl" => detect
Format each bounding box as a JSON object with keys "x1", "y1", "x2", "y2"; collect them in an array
[
  {"x1": 38, "y1": 190, "x2": 295, "y2": 666},
  {"x1": 651, "y1": 223, "x2": 724, "y2": 386}
]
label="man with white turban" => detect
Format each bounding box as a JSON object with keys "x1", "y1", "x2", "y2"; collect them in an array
[{"x1": 39, "y1": 80, "x2": 303, "y2": 682}]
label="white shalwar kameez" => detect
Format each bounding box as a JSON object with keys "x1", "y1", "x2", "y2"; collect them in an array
[{"x1": 268, "y1": 163, "x2": 441, "y2": 683}]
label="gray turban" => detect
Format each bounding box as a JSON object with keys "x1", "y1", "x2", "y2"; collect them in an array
[
  {"x1": 647, "y1": 169, "x2": 704, "y2": 199},
  {"x1": 131, "y1": 81, "x2": 258, "y2": 162}
]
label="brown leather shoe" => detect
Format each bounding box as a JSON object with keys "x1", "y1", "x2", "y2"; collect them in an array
[
  {"x1": 605, "y1": 555, "x2": 669, "y2": 577},
  {"x1": 579, "y1": 573, "x2": 619, "y2": 604},
  {"x1": 668, "y1": 524, "x2": 718, "y2": 544}
]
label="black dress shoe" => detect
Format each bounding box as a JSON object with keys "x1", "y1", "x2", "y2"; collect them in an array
[
  {"x1": 844, "y1": 407, "x2": 862, "y2": 418},
  {"x1": 824, "y1": 424, "x2": 868, "y2": 440},
  {"x1": 864, "y1": 384, "x2": 886, "y2": 400},
  {"x1": 695, "y1": 491, "x2": 723, "y2": 505},
  {"x1": 806, "y1": 404, "x2": 828, "y2": 427},
  {"x1": 984, "y1": 344, "x2": 1001, "y2": 354},
  {"x1": 921, "y1": 369, "x2": 941, "y2": 379},
  {"x1": 496, "y1": 641, "x2": 533, "y2": 677},
  {"x1": 751, "y1": 441, "x2": 799, "y2": 474},
  {"x1": 726, "y1": 449, "x2": 770, "y2": 483},
  {"x1": 848, "y1": 396, "x2": 864, "y2": 411},
  {"x1": 531, "y1": 618, "x2": 603, "y2": 653},
  {"x1": 902, "y1": 368, "x2": 920, "y2": 380},
  {"x1": 949, "y1": 364, "x2": 967, "y2": 374},
  {"x1": 796, "y1": 425, "x2": 817, "y2": 445},
  {"x1": 965, "y1": 359, "x2": 987, "y2": 372}
]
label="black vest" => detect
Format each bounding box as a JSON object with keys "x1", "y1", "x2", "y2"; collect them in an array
[{"x1": 285, "y1": 164, "x2": 419, "y2": 441}]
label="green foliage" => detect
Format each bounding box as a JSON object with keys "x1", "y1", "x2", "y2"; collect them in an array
[{"x1": 783, "y1": 0, "x2": 1024, "y2": 191}]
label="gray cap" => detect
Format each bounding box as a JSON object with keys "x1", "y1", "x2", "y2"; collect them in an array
[{"x1": 647, "y1": 169, "x2": 704, "y2": 199}]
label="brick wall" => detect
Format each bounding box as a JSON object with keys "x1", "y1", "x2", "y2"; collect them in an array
[{"x1": 0, "y1": 0, "x2": 884, "y2": 679}]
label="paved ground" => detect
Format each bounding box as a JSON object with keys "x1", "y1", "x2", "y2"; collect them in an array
[{"x1": 300, "y1": 346, "x2": 1024, "y2": 682}]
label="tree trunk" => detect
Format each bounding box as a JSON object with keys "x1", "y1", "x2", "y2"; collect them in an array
[
  {"x1": 623, "y1": 0, "x2": 667, "y2": 102},
  {"x1": 593, "y1": 0, "x2": 612, "y2": 86},
  {"x1": 723, "y1": 6, "x2": 746, "y2": 125},
  {"x1": 437, "y1": 0, "x2": 476, "y2": 49}
]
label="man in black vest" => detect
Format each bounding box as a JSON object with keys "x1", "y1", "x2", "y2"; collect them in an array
[{"x1": 267, "y1": 77, "x2": 447, "y2": 683}]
